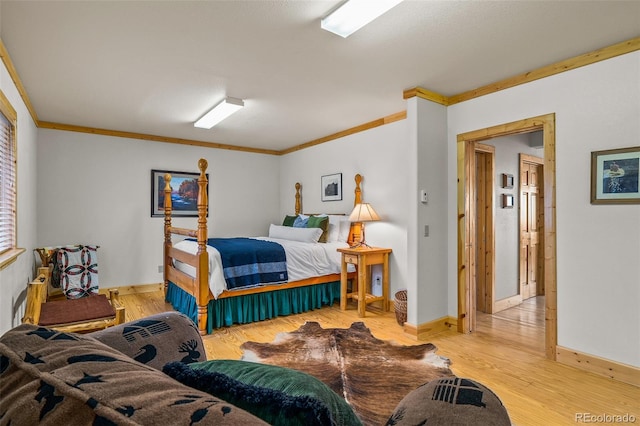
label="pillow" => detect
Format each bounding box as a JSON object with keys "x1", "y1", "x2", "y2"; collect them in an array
[
  {"x1": 293, "y1": 215, "x2": 309, "y2": 228},
  {"x1": 0, "y1": 324, "x2": 266, "y2": 425},
  {"x1": 332, "y1": 217, "x2": 352, "y2": 242},
  {"x1": 387, "y1": 376, "x2": 511, "y2": 426},
  {"x1": 57, "y1": 245, "x2": 99, "y2": 299},
  {"x1": 282, "y1": 215, "x2": 297, "y2": 227},
  {"x1": 91, "y1": 311, "x2": 207, "y2": 371},
  {"x1": 49, "y1": 244, "x2": 83, "y2": 290},
  {"x1": 325, "y1": 215, "x2": 350, "y2": 242},
  {"x1": 269, "y1": 224, "x2": 323, "y2": 243},
  {"x1": 307, "y1": 215, "x2": 329, "y2": 243},
  {"x1": 164, "y1": 360, "x2": 362, "y2": 426}
]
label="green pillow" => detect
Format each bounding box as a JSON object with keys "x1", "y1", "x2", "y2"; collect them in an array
[
  {"x1": 164, "y1": 360, "x2": 362, "y2": 426},
  {"x1": 282, "y1": 215, "x2": 297, "y2": 226},
  {"x1": 307, "y1": 215, "x2": 329, "y2": 243}
]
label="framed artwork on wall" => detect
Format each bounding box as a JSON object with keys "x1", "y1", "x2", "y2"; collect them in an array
[
  {"x1": 321, "y1": 173, "x2": 342, "y2": 202},
  {"x1": 590, "y1": 146, "x2": 640, "y2": 204},
  {"x1": 151, "y1": 169, "x2": 208, "y2": 217},
  {"x1": 501, "y1": 194, "x2": 514, "y2": 208},
  {"x1": 501, "y1": 173, "x2": 514, "y2": 189}
]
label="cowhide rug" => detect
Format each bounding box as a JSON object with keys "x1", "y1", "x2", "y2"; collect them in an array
[{"x1": 240, "y1": 321, "x2": 453, "y2": 425}]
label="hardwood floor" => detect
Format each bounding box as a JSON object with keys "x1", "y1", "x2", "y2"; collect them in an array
[{"x1": 118, "y1": 292, "x2": 639, "y2": 426}]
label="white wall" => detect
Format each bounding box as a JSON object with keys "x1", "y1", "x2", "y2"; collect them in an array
[
  {"x1": 36, "y1": 129, "x2": 281, "y2": 288},
  {"x1": 0, "y1": 58, "x2": 39, "y2": 335},
  {"x1": 447, "y1": 52, "x2": 640, "y2": 367},
  {"x1": 279, "y1": 119, "x2": 411, "y2": 305},
  {"x1": 414, "y1": 98, "x2": 449, "y2": 324}
]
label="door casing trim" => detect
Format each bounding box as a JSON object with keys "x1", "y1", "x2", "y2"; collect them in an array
[{"x1": 457, "y1": 113, "x2": 557, "y2": 360}]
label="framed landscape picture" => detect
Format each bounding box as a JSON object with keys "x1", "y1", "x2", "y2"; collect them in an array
[
  {"x1": 321, "y1": 173, "x2": 342, "y2": 202},
  {"x1": 590, "y1": 146, "x2": 640, "y2": 204},
  {"x1": 151, "y1": 169, "x2": 208, "y2": 217}
]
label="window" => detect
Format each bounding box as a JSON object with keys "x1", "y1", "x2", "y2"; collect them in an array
[{"x1": 0, "y1": 89, "x2": 18, "y2": 266}]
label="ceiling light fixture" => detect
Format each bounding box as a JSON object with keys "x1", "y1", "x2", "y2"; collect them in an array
[
  {"x1": 321, "y1": 0, "x2": 404, "y2": 38},
  {"x1": 194, "y1": 97, "x2": 244, "y2": 129}
]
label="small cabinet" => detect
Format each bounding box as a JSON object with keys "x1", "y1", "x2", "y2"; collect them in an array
[{"x1": 337, "y1": 247, "x2": 392, "y2": 317}]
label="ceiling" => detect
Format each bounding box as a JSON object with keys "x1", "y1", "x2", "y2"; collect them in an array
[{"x1": 1, "y1": 1, "x2": 639, "y2": 153}]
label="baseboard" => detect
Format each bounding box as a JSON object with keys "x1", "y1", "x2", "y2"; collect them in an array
[
  {"x1": 404, "y1": 316, "x2": 457, "y2": 340},
  {"x1": 99, "y1": 282, "x2": 163, "y2": 296},
  {"x1": 493, "y1": 294, "x2": 523, "y2": 313},
  {"x1": 556, "y1": 345, "x2": 640, "y2": 387}
]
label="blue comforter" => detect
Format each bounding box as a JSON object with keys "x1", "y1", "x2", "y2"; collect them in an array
[{"x1": 204, "y1": 237, "x2": 288, "y2": 290}]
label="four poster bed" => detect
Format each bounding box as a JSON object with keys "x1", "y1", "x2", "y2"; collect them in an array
[{"x1": 163, "y1": 159, "x2": 362, "y2": 335}]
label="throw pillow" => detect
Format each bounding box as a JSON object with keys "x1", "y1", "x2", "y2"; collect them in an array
[
  {"x1": 386, "y1": 376, "x2": 511, "y2": 426},
  {"x1": 57, "y1": 245, "x2": 99, "y2": 299},
  {"x1": 91, "y1": 311, "x2": 207, "y2": 371},
  {"x1": 282, "y1": 215, "x2": 297, "y2": 227},
  {"x1": 0, "y1": 324, "x2": 266, "y2": 425},
  {"x1": 164, "y1": 360, "x2": 363, "y2": 426},
  {"x1": 293, "y1": 215, "x2": 309, "y2": 228},
  {"x1": 307, "y1": 215, "x2": 329, "y2": 243}
]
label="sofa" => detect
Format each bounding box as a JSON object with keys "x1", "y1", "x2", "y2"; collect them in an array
[{"x1": 0, "y1": 312, "x2": 511, "y2": 425}]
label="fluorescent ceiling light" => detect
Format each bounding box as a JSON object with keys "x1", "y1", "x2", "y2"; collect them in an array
[
  {"x1": 194, "y1": 97, "x2": 244, "y2": 129},
  {"x1": 321, "y1": 0, "x2": 404, "y2": 38}
]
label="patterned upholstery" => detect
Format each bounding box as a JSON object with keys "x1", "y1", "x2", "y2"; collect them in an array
[
  {"x1": 0, "y1": 324, "x2": 267, "y2": 425},
  {"x1": 56, "y1": 245, "x2": 99, "y2": 299}
]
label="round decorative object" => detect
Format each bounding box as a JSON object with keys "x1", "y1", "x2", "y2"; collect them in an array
[
  {"x1": 394, "y1": 290, "x2": 407, "y2": 326},
  {"x1": 387, "y1": 376, "x2": 511, "y2": 426}
]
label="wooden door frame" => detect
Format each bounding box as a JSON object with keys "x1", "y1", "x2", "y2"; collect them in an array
[
  {"x1": 475, "y1": 144, "x2": 496, "y2": 316},
  {"x1": 457, "y1": 113, "x2": 557, "y2": 360}
]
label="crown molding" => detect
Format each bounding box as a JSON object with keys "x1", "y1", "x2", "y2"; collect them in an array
[
  {"x1": 38, "y1": 121, "x2": 281, "y2": 155},
  {"x1": 0, "y1": 38, "x2": 39, "y2": 124},
  {"x1": 405, "y1": 36, "x2": 640, "y2": 106}
]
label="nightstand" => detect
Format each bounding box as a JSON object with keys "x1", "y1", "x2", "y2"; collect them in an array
[{"x1": 338, "y1": 246, "x2": 392, "y2": 317}]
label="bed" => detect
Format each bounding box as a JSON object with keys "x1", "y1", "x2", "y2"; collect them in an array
[{"x1": 163, "y1": 158, "x2": 361, "y2": 334}]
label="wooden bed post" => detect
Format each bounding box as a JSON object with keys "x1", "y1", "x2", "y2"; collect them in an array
[
  {"x1": 163, "y1": 173, "x2": 173, "y2": 297},
  {"x1": 196, "y1": 158, "x2": 209, "y2": 335},
  {"x1": 295, "y1": 182, "x2": 301, "y2": 215},
  {"x1": 349, "y1": 174, "x2": 363, "y2": 247}
]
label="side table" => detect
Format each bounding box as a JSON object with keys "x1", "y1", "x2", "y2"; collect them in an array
[{"x1": 337, "y1": 246, "x2": 392, "y2": 317}]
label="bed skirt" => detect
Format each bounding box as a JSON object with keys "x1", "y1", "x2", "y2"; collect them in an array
[{"x1": 165, "y1": 280, "x2": 341, "y2": 334}]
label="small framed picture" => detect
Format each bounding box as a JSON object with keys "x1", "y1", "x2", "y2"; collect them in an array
[
  {"x1": 501, "y1": 194, "x2": 514, "y2": 208},
  {"x1": 321, "y1": 173, "x2": 342, "y2": 202},
  {"x1": 151, "y1": 169, "x2": 208, "y2": 217},
  {"x1": 501, "y1": 173, "x2": 514, "y2": 189},
  {"x1": 590, "y1": 146, "x2": 640, "y2": 204}
]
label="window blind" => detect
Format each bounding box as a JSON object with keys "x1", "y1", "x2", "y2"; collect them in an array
[{"x1": 0, "y1": 111, "x2": 16, "y2": 254}]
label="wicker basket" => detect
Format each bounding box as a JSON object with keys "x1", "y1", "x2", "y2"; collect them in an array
[{"x1": 394, "y1": 290, "x2": 407, "y2": 326}]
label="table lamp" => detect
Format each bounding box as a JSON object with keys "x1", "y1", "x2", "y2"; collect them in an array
[{"x1": 348, "y1": 203, "x2": 380, "y2": 248}]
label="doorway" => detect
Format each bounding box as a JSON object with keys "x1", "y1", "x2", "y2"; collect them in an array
[{"x1": 457, "y1": 113, "x2": 557, "y2": 360}]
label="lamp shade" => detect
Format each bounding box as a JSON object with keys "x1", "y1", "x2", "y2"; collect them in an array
[{"x1": 349, "y1": 203, "x2": 380, "y2": 223}]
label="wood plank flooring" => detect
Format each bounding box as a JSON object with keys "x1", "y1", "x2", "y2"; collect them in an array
[{"x1": 118, "y1": 292, "x2": 639, "y2": 426}]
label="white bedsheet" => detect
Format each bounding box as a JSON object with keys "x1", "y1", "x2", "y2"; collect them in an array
[{"x1": 172, "y1": 238, "x2": 353, "y2": 299}]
